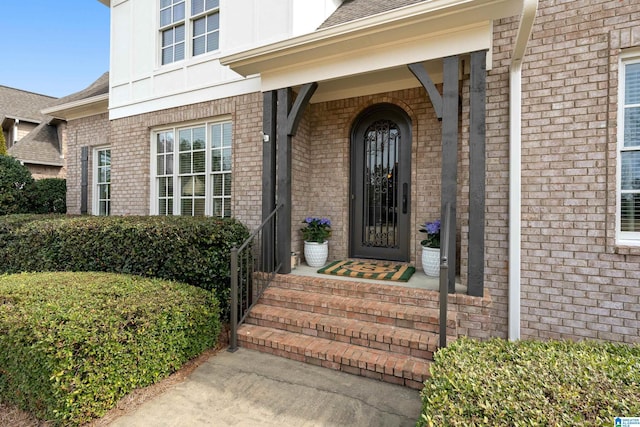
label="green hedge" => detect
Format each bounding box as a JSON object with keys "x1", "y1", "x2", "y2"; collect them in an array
[
  {"x1": 418, "y1": 337, "x2": 640, "y2": 426},
  {"x1": 0, "y1": 272, "x2": 220, "y2": 426},
  {"x1": 0, "y1": 215, "x2": 249, "y2": 318},
  {"x1": 29, "y1": 178, "x2": 67, "y2": 214}
]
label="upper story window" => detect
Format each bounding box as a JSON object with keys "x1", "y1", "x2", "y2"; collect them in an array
[
  {"x1": 618, "y1": 55, "x2": 640, "y2": 243},
  {"x1": 160, "y1": 0, "x2": 219, "y2": 66}
]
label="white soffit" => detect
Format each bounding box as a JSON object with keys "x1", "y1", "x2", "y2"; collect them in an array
[
  {"x1": 42, "y1": 94, "x2": 109, "y2": 121},
  {"x1": 221, "y1": 0, "x2": 523, "y2": 96}
]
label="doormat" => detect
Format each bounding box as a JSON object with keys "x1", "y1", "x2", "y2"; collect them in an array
[{"x1": 317, "y1": 260, "x2": 415, "y2": 282}]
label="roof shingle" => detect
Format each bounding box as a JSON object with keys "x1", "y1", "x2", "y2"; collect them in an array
[{"x1": 319, "y1": 0, "x2": 429, "y2": 29}]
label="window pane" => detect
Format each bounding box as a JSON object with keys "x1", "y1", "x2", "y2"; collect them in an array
[
  {"x1": 166, "y1": 154, "x2": 173, "y2": 174},
  {"x1": 222, "y1": 123, "x2": 232, "y2": 147},
  {"x1": 100, "y1": 184, "x2": 109, "y2": 200},
  {"x1": 624, "y1": 107, "x2": 640, "y2": 148},
  {"x1": 181, "y1": 199, "x2": 193, "y2": 216},
  {"x1": 175, "y1": 42, "x2": 185, "y2": 61},
  {"x1": 194, "y1": 199, "x2": 206, "y2": 216},
  {"x1": 194, "y1": 176, "x2": 205, "y2": 196},
  {"x1": 160, "y1": 8, "x2": 172, "y2": 27},
  {"x1": 173, "y1": 2, "x2": 185, "y2": 21},
  {"x1": 626, "y1": 63, "x2": 640, "y2": 105},
  {"x1": 193, "y1": 36, "x2": 205, "y2": 56},
  {"x1": 179, "y1": 130, "x2": 191, "y2": 151},
  {"x1": 222, "y1": 148, "x2": 231, "y2": 171},
  {"x1": 192, "y1": 0, "x2": 204, "y2": 15},
  {"x1": 100, "y1": 201, "x2": 108, "y2": 216},
  {"x1": 175, "y1": 24, "x2": 185, "y2": 41},
  {"x1": 157, "y1": 156, "x2": 165, "y2": 175},
  {"x1": 207, "y1": 32, "x2": 219, "y2": 52},
  {"x1": 179, "y1": 153, "x2": 191, "y2": 174},
  {"x1": 194, "y1": 16, "x2": 206, "y2": 36},
  {"x1": 159, "y1": 199, "x2": 167, "y2": 215},
  {"x1": 213, "y1": 198, "x2": 222, "y2": 217},
  {"x1": 157, "y1": 134, "x2": 166, "y2": 153},
  {"x1": 621, "y1": 193, "x2": 640, "y2": 232},
  {"x1": 212, "y1": 124, "x2": 222, "y2": 148},
  {"x1": 206, "y1": 0, "x2": 219, "y2": 10},
  {"x1": 212, "y1": 151, "x2": 221, "y2": 171},
  {"x1": 193, "y1": 127, "x2": 206, "y2": 148},
  {"x1": 207, "y1": 13, "x2": 219, "y2": 31},
  {"x1": 224, "y1": 172, "x2": 231, "y2": 194},
  {"x1": 622, "y1": 151, "x2": 640, "y2": 190},
  {"x1": 162, "y1": 28, "x2": 173, "y2": 46},
  {"x1": 193, "y1": 151, "x2": 206, "y2": 173},
  {"x1": 224, "y1": 200, "x2": 231, "y2": 218},
  {"x1": 159, "y1": 177, "x2": 167, "y2": 197},
  {"x1": 166, "y1": 133, "x2": 174, "y2": 151},
  {"x1": 213, "y1": 174, "x2": 222, "y2": 196},
  {"x1": 162, "y1": 48, "x2": 172, "y2": 65},
  {"x1": 161, "y1": 0, "x2": 172, "y2": 9}
]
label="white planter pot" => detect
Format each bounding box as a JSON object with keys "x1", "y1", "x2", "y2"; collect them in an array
[
  {"x1": 304, "y1": 241, "x2": 328, "y2": 267},
  {"x1": 421, "y1": 246, "x2": 440, "y2": 277}
]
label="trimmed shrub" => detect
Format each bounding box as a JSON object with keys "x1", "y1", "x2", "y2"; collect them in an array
[
  {"x1": 29, "y1": 178, "x2": 67, "y2": 213},
  {"x1": 418, "y1": 337, "x2": 640, "y2": 426},
  {"x1": 0, "y1": 130, "x2": 6, "y2": 155},
  {"x1": 0, "y1": 155, "x2": 34, "y2": 215},
  {"x1": 0, "y1": 272, "x2": 220, "y2": 426},
  {"x1": 0, "y1": 215, "x2": 249, "y2": 319}
]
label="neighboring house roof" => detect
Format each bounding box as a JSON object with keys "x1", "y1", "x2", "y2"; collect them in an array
[
  {"x1": 7, "y1": 122, "x2": 63, "y2": 166},
  {"x1": 53, "y1": 72, "x2": 109, "y2": 105},
  {"x1": 42, "y1": 72, "x2": 109, "y2": 120},
  {"x1": 0, "y1": 85, "x2": 56, "y2": 124},
  {"x1": 319, "y1": 0, "x2": 428, "y2": 28}
]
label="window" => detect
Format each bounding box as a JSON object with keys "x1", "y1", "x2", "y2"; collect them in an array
[
  {"x1": 619, "y1": 56, "x2": 640, "y2": 242},
  {"x1": 94, "y1": 148, "x2": 111, "y2": 216},
  {"x1": 153, "y1": 121, "x2": 232, "y2": 217},
  {"x1": 160, "y1": 0, "x2": 185, "y2": 65},
  {"x1": 159, "y1": 0, "x2": 219, "y2": 65}
]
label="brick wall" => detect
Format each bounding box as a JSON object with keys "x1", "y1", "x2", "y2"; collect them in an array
[
  {"x1": 492, "y1": 0, "x2": 640, "y2": 343},
  {"x1": 109, "y1": 93, "x2": 263, "y2": 228},
  {"x1": 65, "y1": 113, "x2": 110, "y2": 214}
]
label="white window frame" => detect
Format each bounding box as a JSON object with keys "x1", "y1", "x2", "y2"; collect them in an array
[
  {"x1": 93, "y1": 147, "x2": 111, "y2": 216},
  {"x1": 150, "y1": 118, "x2": 232, "y2": 217},
  {"x1": 159, "y1": 0, "x2": 220, "y2": 67},
  {"x1": 617, "y1": 52, "x2": 640, "y2": 245},
  {"x1": 160, "y1": 0, "x2": 186, "y2": 65}
]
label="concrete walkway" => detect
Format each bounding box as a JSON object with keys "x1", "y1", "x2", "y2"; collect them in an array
[{"x1": 109, "y1": 348, "x2": 423, "y2": 427}]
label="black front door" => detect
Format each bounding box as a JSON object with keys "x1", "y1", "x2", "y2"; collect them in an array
[{"x1": 350, "y1": 104, "x2": 411, "y2": 262}]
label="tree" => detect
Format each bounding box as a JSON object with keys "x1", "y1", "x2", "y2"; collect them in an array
[
  {"x1": 0, "y1": 130, "x2": 7, "y2": 156},
  {"x1": 0, "y1": 155, "x2": 34, "y2": 215}
]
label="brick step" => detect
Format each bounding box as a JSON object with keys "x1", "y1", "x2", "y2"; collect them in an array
[
  {"x1": 270, "y1": 274, "x2": 443, "y2": 308},
  {"x1": 260, "y1": 286, "x2": 457, "y2": 335},
  {"x1": 246, "y1": 304, "x2": 453, "y2": 359},
  {"x1": 237, "y1": 323, "x2": 431, "y2": 390}
]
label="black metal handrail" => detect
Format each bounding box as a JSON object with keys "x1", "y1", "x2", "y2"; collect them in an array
[
  {"x1": 229, "y1": 204, "x2": 282, "y2": 352},
  {"x1": 439, "y1": 202, "x2": 452, "y2": 349}
]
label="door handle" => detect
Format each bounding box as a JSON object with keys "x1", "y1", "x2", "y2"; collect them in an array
[{"x1": 402, "y1": 183, "x2": 408, "y2": 214}]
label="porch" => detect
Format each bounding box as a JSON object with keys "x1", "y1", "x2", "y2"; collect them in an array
[{"x1": 236, "y1": 271, "x2": 488, "y2": 390}]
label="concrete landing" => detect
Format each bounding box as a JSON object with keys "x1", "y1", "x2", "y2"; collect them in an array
[{"x1": 108, "y1": 348, "x2": 422, "y2": 427}]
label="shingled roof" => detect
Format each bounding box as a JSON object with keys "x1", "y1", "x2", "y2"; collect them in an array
[
  {"x1": 8, "y1": 122, "x2": 63, "y2": 166},
  {"x1": 0, "y1": 86, "x2": 56, "y2": 123},
  {"x1": 319, "y1": 0, "x2": 429, "y2": 29},
  {"x1": 49, "y1": 72, "x2": 109, "y2": 107}
]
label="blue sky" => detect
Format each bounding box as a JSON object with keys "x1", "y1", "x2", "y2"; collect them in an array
[{"x1": 0, "y1": 1, "x2": 110, "y2": 98}]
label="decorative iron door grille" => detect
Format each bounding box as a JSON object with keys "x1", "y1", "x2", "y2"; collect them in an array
[{"x1": 350, "y1": 104, "x2": 411, "y2": 262}]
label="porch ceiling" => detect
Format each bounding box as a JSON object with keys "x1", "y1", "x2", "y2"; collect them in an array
[{"x1": 220, "y1": 0, "x2": 523, "y2": 102}]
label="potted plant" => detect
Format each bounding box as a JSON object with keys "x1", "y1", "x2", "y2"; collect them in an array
[
  {"x1": 419, "y1": 219, "x2": 440, "y2": 276},
  {"x1": 301, "y1": 217, "x2": 332, "y2": 267}
]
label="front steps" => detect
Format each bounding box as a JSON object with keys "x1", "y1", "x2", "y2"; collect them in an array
[{"x1": 237, "y1": 274, "x2": 457, "y2": 390}]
